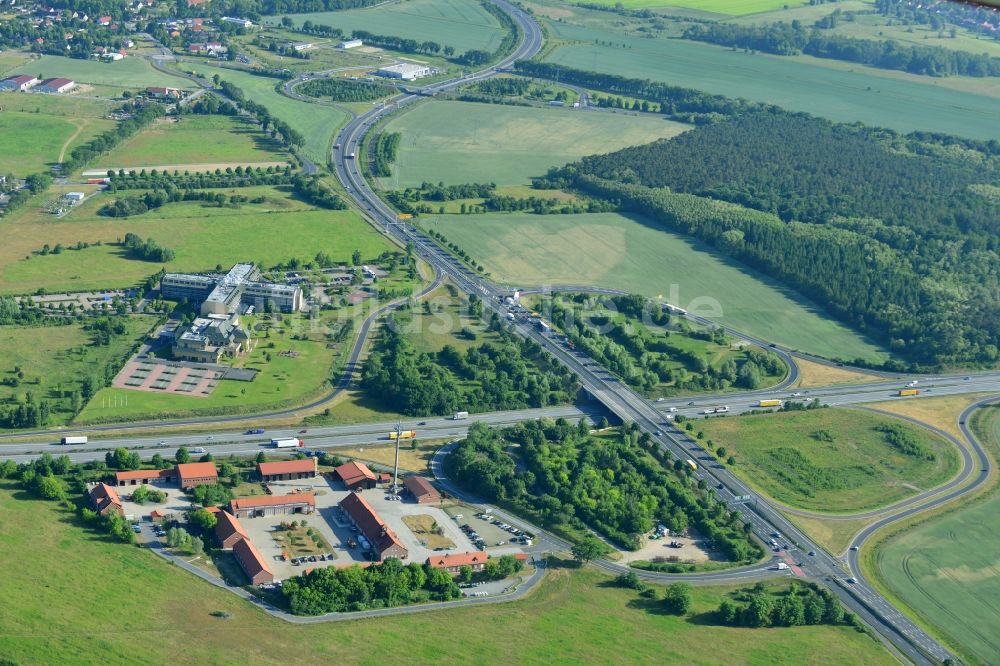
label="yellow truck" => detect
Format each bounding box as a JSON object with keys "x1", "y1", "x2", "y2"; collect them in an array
[
  {"x1": 898, "y1": 388, "x2": 920, "y2": 397},
  {"x1": 758, "y1": 399, "x2": 783, "y2": 408},
  {"x1": 388, "y1": 430, "x2": 417, "y2": 440}
]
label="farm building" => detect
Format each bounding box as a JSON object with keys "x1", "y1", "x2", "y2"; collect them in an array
[
  {"x1": 229, "y1": 493, "x2": 315, "y2": 519},
  {"x1": 89, "y1": 483, "x2": 123, "y2": 516},
  {"x1": 0, "y1": 75, "x2": 39, "y2": 91},
  {"x1": 214, "y1": 510, "x2": 249, "y2": 549},
  {"x1": 403, "y1": 475, "x2": 440, "y2": 504},
  {"x1": 333, "y1": 460, "x2": 377, "y2": 490},
  {"x1": 114, "y1": 468, "x2": 176, "y2": 486},
  {"x1": 64, "y1": 192, "x2": 85, "y2": 204},
  {"x1": 147, "y1": 86, "x2": 181, "y2": 99},
  {"x1": 36, "y1": 78, "x2": 75, "y2": 93},
  {"x1": 426, "y1": 551, "x2": 489, "y2": 574},
  {"x1": 232, "y1": 536, "x2": 274, "y2": 585},
  {"x1": 257, "y1": 458, "x2": 316, "y2": 482},
  {"x1": 338, "y1": 39, "x2": 362, "y2": 49},
  {"x1": 176, "y1": 462, "x2": 218, "y2": 488},
  {"x1": 376, "y1": 63, "x2": 431, "y2": 81},
  {"x1": 339, "y1": 492, "x2": 408, "y2": 561}
]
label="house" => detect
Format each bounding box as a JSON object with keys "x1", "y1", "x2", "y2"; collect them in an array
[
  {"x1": 171, "y1": 313, "x2": 251, "y2": 363},
  {"x1": 426, "y1": 551, "x2": 489, "y2": 574},
  {"x1": 205, "y1": 41, "x2": 226, "y2": 55},
  {"x1": 256, "y1": 458, "x2": 316, "y2": 482},
  {"x1": 89, "y1": 483, "x2": 123, "y2": 516},
  {"x1": 229, "y1": 493, "x2": 315, "y2": 519},
  {"x1": 97, "y1": 15, "x2": 111, "y2": 25},
  {"x1": 338, "y1": 39, "x2": 362, "y2": 49},
  {"x1": 101, "y1": 51, "x2": 124, "y2": 61},
  {"x1": 36, "y1": 78, "x2": 75, "y2": 93},
  {"x1": 333, "y1": 460, "x2": 376, "y2": 490},
  {"x1": 214, "y1": 509, "x2": 249, "y2": 549},
  {"x1": 147, "y1": 86, "x2": 181, "y2": 99},
  {"x1": 232, "y1": 535, "x2": 274, "y2": 585},
  {"x1": 403, "y1": 475, "x2": 440, "y2": 504},
  {"x1": 176, "y1": 461, "x2": 218, "y2": 488},
  {"x1": 339, "y1": 491, "x2": 408, "y2": 561},
  {"x1": 0, "y1": 75, "x2": 40, "y2": 91},
  {"x1": 114, "y1": 468, "x2": 175, "y2": 486}
]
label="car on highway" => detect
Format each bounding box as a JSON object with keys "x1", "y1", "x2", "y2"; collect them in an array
[
  {"x1": 850, "y1": 545, "x2": 859, "y2": 551},
  {"x1": 848, "y1": 577, "x2": 858, "y2": 584},
  {"x1": 808, "y1": 550, "x2": 816, "y2": 556}
]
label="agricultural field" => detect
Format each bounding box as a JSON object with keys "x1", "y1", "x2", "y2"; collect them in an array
[
  {"x1": 204, "y1": 65, "x2": 347, "y2": 166},
  {"x1": 576, "y1": 0, "x2": 806, "y2": 14},
  {"x1": 278, "y1": 0, "x2": 506, "y2": 54},
  {"x1": 95, "y1": 115, "x2": 289, "y2": 170},
  {"x1": 0, "y1": 185, "x2": 394, "y2": 295},
  {"x1": 0, "y1": 317, "x2": 156, "y2": 430},
  {"x1": 380, "y1": 100, "x2": 688, "y2": 187},
  {"x1": 6, "y1": 54, "x2": 181, "y2": 92},
  {"x1": 869, "y1": 405, "x2": 1000, "y2": 666},
  {"x1": 540, "y1": 24, "x2": 999, "y2": 139},
  {"x1": 0, "y1": 479, "x2": 897, "y2": 665},
  {"x1": 697, "y1": 409, "x2": 960, "y2": 513},
  {"x1": 421, "y1": 212, "x2": 888, "y2": 361},
  {"x1": 0, "y1": 94, "x2": 116, "y2": 177}
]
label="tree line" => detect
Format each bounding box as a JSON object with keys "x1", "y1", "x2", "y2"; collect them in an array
[
  {"x1": 447, "y1": 420, "x2": 761, "y2": 562},
  {"x1": 217, "y1": 80, "x2": 304, "y2": 148},
  {"x1": 371, "y1": 132, "x2": 401, "y2": 178},
  {"x1": 544, "y1": 109, "x2": 1000, "y2": 367},
  {"x1": 107, "y1": 165, "x2": 293, "y2": 191},
  {"x1": 291, "y1": 175, "x2": 346, "y2": 209},
  {"x1": 299, "y1": 77, "x2": 392, "y2": 102},
  {"x1": 681, "y1": 22, "x2": 1000, "y2": 77}
]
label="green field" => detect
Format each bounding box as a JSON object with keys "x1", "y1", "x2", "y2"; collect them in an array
[
  {"x1": 381, "y1": 100, "x2": 689, "y2": 187},
  {"x1": 697, "y1": 409, "x2": 959, "y2": 513},
  {"x1": 7, "y1": 54, "x2": 181, "y2": 90},
  {"x1": 206, "y1": 66, "x2": 348, "y2": 166},
  {"x1": 95, "y1": 115, "x2": 288, "y2": 169},
  {"x1": 0, "y1": 318, "x2": 156, "y2": 429},
  {"x1": 0, "y1": 186, "x2": 394, "y2": 295},
  {"x1": 0, "y1": 480, "x2": 895, "y2": 665},
  {"x1": 581, "y1": 0, "x2": 805, "y2": 14},
  {"x1": 0, "y1": 111, "x2": 109, "y2": 177},
  {"x1": 422, "y1": 212, "x2": 888, "y2": 361},
  {"x1": 872, "y1": 405, "x2": 1000, "y2": 665},
  {"x1": 541, "y1": 25, "x2": 999, "y2": 140},
  {"x1": 280, "y1": 0, "x2": 506, "y2": 54}
]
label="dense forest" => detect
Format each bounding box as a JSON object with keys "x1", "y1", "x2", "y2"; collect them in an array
[
  {"x1": 447, "y1": 420, "x2": 761, "y2": 560},
  {"x1": 682, "y1": 22, "x2": 1000, "y2": 77},
  {"x1": 544, "y1": 110, "x2": 1000, "y2": 367},
  {"x1": 361, "y1": 318, "x2": 579, "y2": 416}
]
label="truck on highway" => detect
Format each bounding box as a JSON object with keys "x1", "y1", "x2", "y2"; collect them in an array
[
  {"x1": 775, "y1": 562, "x2": 789, "y2": 571},
  {"x1": 346, "y1": 152, "x2": 355, "y2": 159},
  {"x1": 453, "y1": 411, "x2": 469, "y2": 420},
  {"x1": 757, "y1": 399, "x2": 783, "y2": 408},
  {"x1": 898, "y1": 388, "x2": 920, "y2": 396},
  {"x1": 271, "y1": 438, "x2": 304, "y2": 448},
  {"x1": 702, "y1": 406, "x2": 730, "y2": 414},
  {"x1": 537, "y1": 320, "x2": 551, "y2": 333},
  {"x1": 388, "y1": 431, "x2": 416, "y2": 440},
  {"x1": 685, "y1": 459, "x2": 698, "y2": 471},
  {"x1": 60, "y1": 436, "x2": 88, "y2": 445}
]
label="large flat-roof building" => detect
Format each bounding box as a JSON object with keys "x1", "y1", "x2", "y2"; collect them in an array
[
  {"x1": 376, "y1": 63, "x2": 431, "y2": 80},
  {"x1": 339, "y1": 491, "x2": 408, "y2": 561},
  {"x1": 172, "y1": 313, "x2": 251, "y2": 363},
  {"x1": 161, "y1": 263, "x2": 303, "y2": 316}
]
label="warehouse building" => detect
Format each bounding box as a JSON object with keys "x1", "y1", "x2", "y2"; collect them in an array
[
  {"x1": 232, "y1": 536, "x2": 274, "y2": 585},
  {"x1": 333, "y1": 460, "x2": 377, "y2": 490},
  {"x1": 339, "y1": 492, "x2": 408, "y2": 561},
  {"x1": 229, "y1": 493, "x2": 315, "y2": 519},
  {"x1": 176, "y1": 462, "x2": 218, "y2": 489},
  {"x1": 160, "y1": 263, "x2": 304, "y2": 316},
  {"x1": 338, "y1": 39, "x2": 363, "y2": 49},
  {"x1": 0, "y1": 75, "x2": 39, "y2": 91},
  {"x1": 36, "y1": 77, "x2": 76, "y2": 93},
  {"x1": 403, "y1": 475, "x2": 440, "y2": 504},
  {"x1": 376, "y1": 63, "x2": 431, "y2": 80},
  {"x1": 114, "y1": 468, "x2": 175, "y2": 487},
  {"x1": 257, "y1": 458, "x2": 317, "y2": 482},
  {"x1": 214, "y1": 510, "x2": 250, "y2": 549}
]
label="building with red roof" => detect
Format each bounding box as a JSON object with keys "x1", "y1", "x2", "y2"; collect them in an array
[
  {"x1": 256, "y1": 458, "x2": 316, "y2": 482},
  {"x1": 333, "y1": 460, "x2": 376, "y2": 490},
  {"x1": 229, "y1": 493, "x2": 315, "y2": 519},
  {"x1": 403, "y1": 475, "x2": 440, "y2": 504},
  {"x1": 339, "y1": 492, "x2": 408, "y2": 561},
  {"x1": 0, "y1": 75, "x2": 40, "y2": 92},
  {"x1": 214, "y1": 510, "x2": 249, "y2": 549},
  {"x1": 426, "y1": 551, "x2": 489, "y2": 574},
  {"x1": 89, "y1": 483, "x2": 123, "y2": 516},
  {"x1": 232, "y1": 535, "x2": 273, "y2": 585},
  {"x1": 36, "y1": 78, "x2": 75, "y2": 93},
  {"x1": 114, "y1": 468, "x2": 176, "y2": 486},
  {"x1": 176, "y1": 462, "x2": 218, "y2": 488}
]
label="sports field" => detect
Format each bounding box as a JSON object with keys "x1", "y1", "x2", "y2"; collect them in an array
[
  {"x1": 381, "y1": 100, "x2": 689, "y2": 187},
  {"x1": 541, "y1": 26, "x2": 999, "y2": 140},
  {"x1": 0, "y1": 186, "x2": 394, "y2": 295},
  {"x1": 0, "y1": 481, "x2": 896, "y2": 665},
  {"x1": 209, "y1": 66, "x2": 347, "y2": 165},
  {"x1": 872, "y1": 405, "x2": 1000, "y2": 665},
  {"x1": 95, "y1": 115, "x2": 288, "y2": 169},
  {"x1": 7, "y1": 54, "x2": 180, "y2": 89},
  {"x1": 280, "y1": 0, "x2": 506, "y2": 54},
  {"x1": 697, "y1": 409, "x2": 959, "y2": 513},
  {"x1": 421, "y1": 212, "x2": 887, "y2": 361}
]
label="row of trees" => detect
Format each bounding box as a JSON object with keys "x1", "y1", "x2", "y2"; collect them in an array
[
  {"x1": 717, "y1": 582, "x2": 858, "y2": 629},
  {"x1": 682, "y1": 22, "x2": 1000, "y2": 77},
  {"x1": 299, "y1": 78, "x2": 392, "y2": 102},
  {"x1": 217, "y1": 80, "x2": 304, "y2": 148},
  {"x1": 107, "y1": 165, "x2": 293, "y2": 191},
  {"x1": 447, "y1": 420, "x2": 761, "y2": 561},
  {"x1": 65, "y1": 102, "x2": 166, "y2": 174},
  {"x1": 371, "y1": 132, "x2": 401, "y2": 178},
  {"x1": 349, "y1": 30, "x2": 451, "y2": 57}
]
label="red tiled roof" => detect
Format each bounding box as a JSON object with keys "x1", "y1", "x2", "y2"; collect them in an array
[
  {"x1": 90, "y1": 482, "x2": 122, "y2": 513},
  {"x1": 403, "y1": 475, "x2": 439, "y2": 499},
  {"x1": 257, "y1": 459, "x2": 315, "y2": 477},
  {"x1": 230, "y1": 493, "x2": 315, "y2": 511},
  {"x1": 176, "y1": 462, "x2": 217, "y2": 484},
  {"x1": 426, "y1": 551, "x2": 488, "y2": 569},
  {"x1": 115, "y1": 468, "x2": 170, "y2": 482},
  {"x1": 214, "y1": 510, "x2": 248, "y2": 544},
  {"x1": 339, "y1": 492, "x2": 406, "y2": 558},
  {"x1": 232, "y1": 536, "x2": 272, "y2": 580},
  {"x1": 334, "y1": 460, "x2": 376, "y2": 486}
]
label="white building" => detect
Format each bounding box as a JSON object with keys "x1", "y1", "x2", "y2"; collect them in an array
[
  {"x1": 222, "y1": 16, "x2": 254, "y2": 28},
  {"x1": 338, "y1": 39, "x2": 363, "y2": 49},
  {"x1": 65, "y1": 192, "x2": 86, "y2": 204},
  {"x1": 376, "y1": 63, "x2": 432, "y2": 81},
  {"x1": 291, "y1": 42, "x2": 313, "y2": 52},
  {"x1": 0, "y1": 75, "x2": 40, "y2": 91}
]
